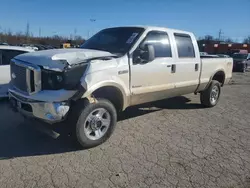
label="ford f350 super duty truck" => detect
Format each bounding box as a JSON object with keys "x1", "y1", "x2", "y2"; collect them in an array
[{"x1": 8, "y1": 26, "x2": 233, "y2": 148}]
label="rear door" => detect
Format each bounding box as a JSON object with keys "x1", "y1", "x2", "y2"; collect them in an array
[
  {"x1": 171, "y1": 33, "x2": 201, "y2": 94},
  {"x1": 0, "y1": 49, "x2": 28, "y2": 97}
]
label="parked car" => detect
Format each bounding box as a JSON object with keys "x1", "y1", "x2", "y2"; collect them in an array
[
  {"x1": 232, "y1": 53, "x2": 250, "y2": 72},
  {"x1": 0, "y1": 43, "x2": 9, "y2": 45},
  {"x1": 9, "y1": 26, "x2": 233, "y2": 148},
  {"x1": 217, "y1": 54, "x2": 230, "y2": 58},
  {"x1": 200, "y1": 54, "x2": 219, "y2": 58},
  {"x1": 0, "y1": 46, "x2": 34, "y2": 97},
  {"x1": 200, "y1": 52, "x2": 208, "y2": 56}
]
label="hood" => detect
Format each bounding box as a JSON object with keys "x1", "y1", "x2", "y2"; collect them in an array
[{"x1": 14, "y1": 48, "x2": 116, "y2": 71}]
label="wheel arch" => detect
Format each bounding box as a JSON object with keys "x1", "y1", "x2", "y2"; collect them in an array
[
  {"x1": 82, "y1": 81, "x2": 129, "y2": 111},
  {"x1": 210, "y1": 69, "x2": 226, "y2": 87}
]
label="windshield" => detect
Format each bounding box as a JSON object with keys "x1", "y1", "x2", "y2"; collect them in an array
[
  {"x1": 232, "y1": 53, "x2": 248, "y2": 59},
  {"x1": 80, "y1": 27, "x2": 144, "y2": 55}
]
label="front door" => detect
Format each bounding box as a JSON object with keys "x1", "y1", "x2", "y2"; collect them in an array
[{"x1": 130, "y1": 31, "x2": 176, "y2": 105}]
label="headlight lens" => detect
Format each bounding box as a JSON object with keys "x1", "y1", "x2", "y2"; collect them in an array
[
  {"x1": 42, "y1": 70, "x2": 64, "y2": 90},
  {"x1": 41, "y1": 63, "x2": 88, "y2": 90}
]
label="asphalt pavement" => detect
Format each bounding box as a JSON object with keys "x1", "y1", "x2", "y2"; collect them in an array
[{"x1": 0, "y1": 72, "x2": 250, "y2": 188}]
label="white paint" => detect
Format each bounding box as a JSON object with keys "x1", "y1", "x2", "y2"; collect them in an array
[
  {"x1": 0, "y1": 46, "x2": 35, "y2": 97},
  {"x1": 9, "y1": 26, "x2": 234, "y2": 121},
  {"x1": 14, "y1": 48, "x2": 116, "y2": 71},
  {"x1": 0, "y1": 65, "x2": 10, "y2": 97}
]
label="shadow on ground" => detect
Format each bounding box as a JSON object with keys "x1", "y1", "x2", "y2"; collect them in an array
[
  {"x1": 0, "y1": 96, "x2": 202, "y2": 159},
  {"x1": 119, "y1": 96, "x2": 203, "y2": 120}
]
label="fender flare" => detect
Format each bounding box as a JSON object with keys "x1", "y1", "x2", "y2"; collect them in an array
[
  {"x1": 207, "y1": 69, "x2": 226, "y2": 88},
  {"x1": 81, "y1": 81, "x2": 130, "y2": 110}
]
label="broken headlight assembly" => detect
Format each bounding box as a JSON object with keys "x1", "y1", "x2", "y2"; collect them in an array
[{"x1": 41, "y1": 63, "x2": 88, "y2": 90}]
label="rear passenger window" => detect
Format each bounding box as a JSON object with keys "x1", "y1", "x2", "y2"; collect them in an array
[
  {"x1": 174, "y1": 34, "x2": 195, "y2": 58},
  {"x1": 143, "y1": 31, "x2": 172, "y2": 58},
  {"x1": 1, "y1": 50, "x2": 27, "y2": 65}
]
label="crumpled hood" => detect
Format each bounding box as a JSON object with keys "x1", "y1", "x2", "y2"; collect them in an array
[{"x1": 14, "y1": 48, "x2": 116, "y2": 71}]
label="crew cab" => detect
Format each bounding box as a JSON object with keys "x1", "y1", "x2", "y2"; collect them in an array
[
  {"x1": 0, "y1": 46, "x2": 34, "y2": 97},
  {"x1": 8, "y1": 26, "x2": 233, "y2": 148}
]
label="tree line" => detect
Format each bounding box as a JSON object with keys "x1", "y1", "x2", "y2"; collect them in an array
[
  {"x1": 0, "y1": 30, "x2": 86, "y2": 48},
  {"x1": 198, "y1": 35, "x2": 250, "y2": 44},
  {"x1": 0, "y1": 29, "x2": 249, "y2": 47}
]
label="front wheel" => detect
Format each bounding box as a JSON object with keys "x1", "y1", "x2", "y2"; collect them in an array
[
  {"x1": 71, "y1": 98, "x2": 117, "y2": 149},
  {"x1": 200, "y1": 80, "x2": 221, "y2": 107}
]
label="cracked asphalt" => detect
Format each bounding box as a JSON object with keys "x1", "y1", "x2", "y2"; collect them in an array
[{"x1": 0, "y1": 72, "x2": 250, "y2": 188}]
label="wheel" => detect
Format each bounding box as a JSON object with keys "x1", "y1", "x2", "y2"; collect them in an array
[
  {"x1": 241, "y1": 64, "x2": 246, "y2": 73},
  {"x1": 200, "y1": 80, "x2": 221, "y2": 107},
  {"x1": 70, "y1": 98, "x2": 117, "y2": 149}
]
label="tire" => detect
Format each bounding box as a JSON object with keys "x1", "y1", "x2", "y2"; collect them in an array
[
  {"x1": 70, "y1": 98, "x2": 117, "y2": 149},
  {"x1": 241, "y1": 64, "x2": 246, "y2": 73},
  {"x1": 200, "y1": 80, "x2": 221, "y2": 107}
]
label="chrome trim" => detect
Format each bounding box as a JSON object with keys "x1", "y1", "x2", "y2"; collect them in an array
[
  {"x1": 26, "y1": 69, "x2": 31, "y2": 93},
  {"x1": 12, "y1": 59, "x2": 42, "y2": 95},
  {"x1": 9, "y1": 91, "x2": 70, "y2": 124}
]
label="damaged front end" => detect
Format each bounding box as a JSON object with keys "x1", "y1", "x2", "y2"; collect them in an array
[
  {"x1": 9, "y1": 58, "x2": 89, "y2": 123},
  {"x1": 9, "y1": 91, "x2": 70, "y2": 123}
]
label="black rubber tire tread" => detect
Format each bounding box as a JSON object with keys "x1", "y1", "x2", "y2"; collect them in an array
[
  {"x1": 240, "y1": 64, "x2": 246, "y2": 73},
  {"x1": 200, "y1": 80, "x2": 221, "y2": 108},
  {"x1": 69, "y1": 98, "x2": 117, "y2": 149}
]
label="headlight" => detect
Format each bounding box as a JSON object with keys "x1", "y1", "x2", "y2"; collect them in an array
[
  {"x1": 41, "y1": 63, "x2": 88, "y2": 90},
  {"x1": 42, "y1": 70, "x2": 64, "y2": 90}
]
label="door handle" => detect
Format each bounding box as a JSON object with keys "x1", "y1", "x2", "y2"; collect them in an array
[
  {"x1": 195, "y1": 63, "x2": 199, "y2": 71},
  {"x1": 171, "y1": 64, "x2": 176, "y2": 73}
]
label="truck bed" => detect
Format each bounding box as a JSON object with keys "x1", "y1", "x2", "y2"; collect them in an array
[{"x1": 198, "y1": 57, "x2": 233, "y2": 91}]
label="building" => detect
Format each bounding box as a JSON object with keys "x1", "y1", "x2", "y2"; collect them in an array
[{"x1": 198, "y1": 42, "x2": 249, "y2": 56}]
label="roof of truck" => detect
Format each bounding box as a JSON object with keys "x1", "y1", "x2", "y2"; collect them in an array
[
  {"x1": 105, "y1": 25, "x2": 194, "y2": 35},
  {"x1": 0, "y1": 45, "x2": 35, "y2": 52}
]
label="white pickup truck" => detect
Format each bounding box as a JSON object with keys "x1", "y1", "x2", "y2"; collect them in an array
[{"x1": 9, "y1": 26, "x2": 233, "y2": 148}]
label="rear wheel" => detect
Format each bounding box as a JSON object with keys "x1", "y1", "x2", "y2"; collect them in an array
[
  {"x1": 70, "y1": 98, "x2": 117, "y2": 149},
  {"x1": 200, "y1": 80, "x2": 221, "y2": 107}
]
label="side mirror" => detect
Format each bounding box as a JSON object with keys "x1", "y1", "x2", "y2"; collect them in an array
[{"x1": 133, "y1": 44, "x2": 155, "y2": 64}]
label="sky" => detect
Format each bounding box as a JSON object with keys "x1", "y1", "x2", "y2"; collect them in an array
[{"x1": 0, "y1": 0, "x2": 249, "y2": 41}]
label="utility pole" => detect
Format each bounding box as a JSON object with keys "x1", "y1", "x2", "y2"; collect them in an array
[
  {"x1": 218, "y1": 29, "x2": 223, "y2": 42},
  {"x1": 25, "y1": 22, "x2": 30, "y2": 43},
  {"x1": 74, "y1": 28, "x2": 77, "y2": 40},
  {"x1": 88, "y1": 18, "x2": 96, "y2": 39},
  {"x1": 39, "y1": 27, "x2": 41, "y2": 37}
]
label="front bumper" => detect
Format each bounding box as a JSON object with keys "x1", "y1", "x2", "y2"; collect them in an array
[{"x1": 9, "y1": 91, "x2": 70, "y2": 124}]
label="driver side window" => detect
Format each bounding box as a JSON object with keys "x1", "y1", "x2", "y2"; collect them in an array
[{"x1": 141, "y1": 31, "x2": 172, "y2": 58}]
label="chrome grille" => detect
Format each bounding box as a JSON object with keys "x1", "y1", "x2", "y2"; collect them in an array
[
  {"x1": 10, "y1": 63, "x2": 27, "y2": 92},
  {"x1": 10, "y1": 60, "x2": 41, "y2": 95}
]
